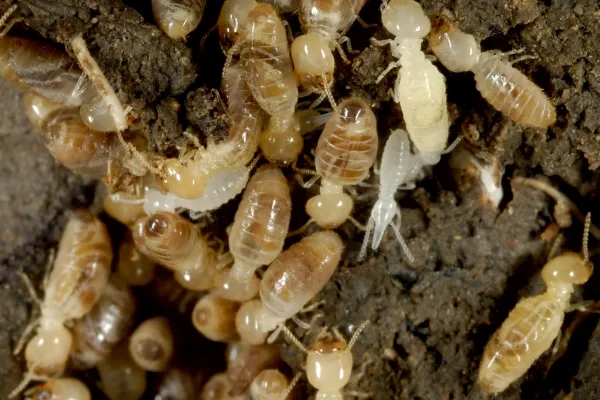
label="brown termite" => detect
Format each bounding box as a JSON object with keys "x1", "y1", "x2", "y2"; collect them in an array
[
  {"x1": 116, "y1": 233, "x2": 157, "y2": 286},
  {"x1": 152, "y1": 0, "x2": 206, "y2": 40},
  {"x1": 430, "y1": 17, "x2": 556, "y2": 128},
  {"x1": 192, "y1": 292, "x2": 240, "y2": 342},
  {"x1": 97, "y1": 342, "x2": 147, "y2": 400},
  {"x1": 10, "y1": 210, "x2": 112, "y2": 398},
  {"x1": 225, "y1": 341, "x2": 282, "y2": 395},
  {"x1": 25, "y1": 378, "x2": 91, "y2": 400},
  {"x1": 129, "y1": 316, "x2": 174, "y2": 373},
  {"x1": 132, "y1": 211, "x2": 220, "y2": 291},
  {"x1": 478, "y1": 214, "x2": 593, "y2": 393},
  {"x1": 215, "y1": 165, "x2": 292, "y2": 302},
  {"x1": 70, "y1": 274, "x2": 137, "y2": 369}
]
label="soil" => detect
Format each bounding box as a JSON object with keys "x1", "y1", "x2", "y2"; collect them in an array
[{"x1": 1, "y1": 0, "x2": 600, "y2": 399}]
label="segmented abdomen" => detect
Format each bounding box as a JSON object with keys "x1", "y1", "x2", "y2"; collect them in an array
[
  {"x1": 473, "y1": 54, "x2": 556, "y2": 128},
  {"x1": 315, "y1": 97, "x2": 378, "y2": 185},
  {"x1": 379, "y1": 129, "x2": 411, "y2": 199},
  {"x1": 229, "y1": 165, "x2": 292, "y2": 266},
  {"x1": 478, "y1": 295, "x2": 565, "y2": 394}
]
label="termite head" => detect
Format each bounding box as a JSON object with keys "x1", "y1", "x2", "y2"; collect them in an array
[
  {"x1": 26, "y1": 378, "x2": 91, "y2": 400},
  {"x1": 382, "y1": 0, "x2": 431, "y2": 40},
  {"x1": 307, "y1": 335, "x2": 353, "y2": 391},
  {"x1": 429, "y1": 16, "x2": 481, "y2": 72},
  {"x1": 370, "y1": 198, "x2": 397, "y2": 250},
  {"x1": 25, "y1": 323, "x2": 73, "y2": 376},
  {"x1": 291, "y1": 32, "x2": 335, "y2": 90},
  {"x1": 306, "y1": 193, "x2": 354, "y2": 229},
  {"x1": 541, "y1": 252, "x2": 593, "y2": 288}
]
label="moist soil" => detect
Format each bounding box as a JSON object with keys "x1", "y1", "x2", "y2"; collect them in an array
[{"x1": 1, "y1": 0, "x2": 600, "y2": 399}]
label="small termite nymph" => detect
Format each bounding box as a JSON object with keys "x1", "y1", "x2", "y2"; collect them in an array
[
  {"x1": 192, "y1": 292, "x2": 240, "y2": 342},
  {"x1": 215, "y1": 165, "x2": 292, "y2": 302},
  {"x1": 478, "y1": 215, "x2": 593, "y2": 394},
  {"x1": 25, "y1": 378, "x2": 91, "y2": 400},
  {"x1": 129, "y1": 316, "x2": 174, "y2": 372},
  {"x1": 430, "y1": 16, "x2": 556, "y2": 128},
  {"x1": 152, "y1": 0, "x2": 206, "y2": 40},
  {"x1": 359, "y1": 129, "x2": 423, "y2": 262},
  {"x1": 374, "y1": 0, "x2": 450, "y2": 165},
  {"x1": 10, "y1": 211, "x2": 112, "y2": 398},
  {"x1": 117, "y1": 233, "x2": 157, "y2": 286},
  {"x1": 97, "y1": 342, "x2": 147, "y2": 400},
  {"x1": 249, "y1": 369, "x2": 289, "y2": 400},
  {"x1": 281, "y1": 321, "x2": 370, "y2": 400}
]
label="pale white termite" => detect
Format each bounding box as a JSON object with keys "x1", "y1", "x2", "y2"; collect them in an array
[
  {"x1": 359, "y1": 129, "x2": 423, "y2": 262},
  {"x1": 25, "y1": 378, "x2": 91, "y2": 400},
  {"x1": 152, "y1": 0, "x2": 206, "y2": 40},
  {"x1": 478, "y1": 215, "x2": 593, "y2": 393},
  {"x1": 10, "y1": 211, "x2": 112, "y2": 398},
  {"x1": 129, "y1": 317, "x2": 174, "y2": 373},
  {"x1": 280, "y1": 321, "x2": 370, "y2": 400},
  {"x1": 249, "y1": 369, "x2": 289, "y2": 400},
  {"x1": 430, "y1": 17, "x2": 556, "y2": 128},
  {"x1": 97, "y1": 342, "x2": 147, "y2": 400},
  {"x1": 373, "y1": 0, "x2": 450, "y2": 165},
  {"x1": 215, "y1": 164, "x2": 292, "y2": 302}
]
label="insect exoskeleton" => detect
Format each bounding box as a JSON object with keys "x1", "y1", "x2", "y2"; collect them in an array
[
  {"x1": 292, "y1": 0, "x2": 368, "y2": 95},
  {"x1": 306, "y1": 97, "x2": 378, "y2": 229},
  {"x1": 249, "y1": 369, "x2": 289, "y2": 400},
  {"x1": 241, "y1": 230, "x2": 344, "y2": 334},
  {"x1": 360, "y1": 129, "x2": 423, "y2": 262},
  {"x1": 225, "y1": 342, "x2": 282, "y2": 396},
  {"x1": 217, "y1": 0, "x2": 258, "y2": 50},
  {"x1": 104, "y1": 192, "x2": 147, "y2": 227},
  {"x1": 117, "y1": 233, "x2": 157, "y2": 286},
  {"x1": 430, "y1": 16, "x2": 556, "y2": 128},
  {"x1": 236, "y1": 299, "x2": 269, "y2": 345},
  {"x1": 0, "y1": 36, "x2": 27, "y2": 90},
  {"x1": 374, "y1": 0, "x2": 449, "y2": 165},
  {"x1": 152, "y1": 0, "x2": 206, "y2": 40},
  {"x1": 132, "y1": 211, "x2": 219, "y2": 290},
  {"x1": 23, "y1": 93, "x2": 65, "y2": 131},
  {"x1": 215, "y1": 165, "x2": 292, "y2": 302},
  {"x1": 10, "y1": 210, "x2": 112, "y2": 398},
  {"x1": 25, "y1": 378, "x2": 91, "y2": 400},
  {"x1": 192, "y1": 292, "x2": 240, "y2": 342},
  {"x1": 71, "y1": 274, "x2": 137, "y2": 369},
  {"x1": 201, "y1": 373, "x2": 247, "y2": 400},
  {"x1": 240, "y1": 4, "x2": 298, "y2": 118},
  {"x1": 478, "y1": 218, "x2": 593, "y2": 394},
  {"x1": 97, "y1": 342, "x2": 147, "y2": 400},
  {"x1": 129, "y1": 316, "x2": 174, "y2": 372}
]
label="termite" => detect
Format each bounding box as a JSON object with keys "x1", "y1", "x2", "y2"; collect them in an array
[
  {"x1": 215, "y1": 165, "x2": 292, "y2": 302},
  {"x1": 249, "y1": 369, "x2": 290, "y2": 400},
  {"x1": 71, "y1": 274, "x2": 137, "y2": 369},
  {"x1": 430, "y1": 16, "x2": 556, "y2": 128},
  {"x1": 25, "y1": 378, "x2": 91, "y2": 400},
  {"x1": 152, "y1": 0, "x2": 206, "y2": 40},
  {"x1": 10, "y1": 210, "x2": 112, "y2": 398},
  {"x1": 478, "y1": 214, "x2": 593, "y2": 393},
  {"x1": 151, "y1": 367, "x2": 197, "y2": 400},
  {"x1": 200, "y1": 373, "x2": 248, "y2": 400},
  {"x1": 225, "y1": 341, "x2": 282, "y2": 396},
  {"x1": 217, "y1": 0, "x2": 258, "y2": 51},
  {"x1": 359, "y1": 129, "x2": 423, "y2": 262},
  {"x1": 23, "y1": 93, "x2": 64, "y2": 131},
  {"x1": 117, "y1": 233, "x2": 157, "y2": 286},
  {"x1": 291, "y1": 0, "x2": 368, "y2": 104},
  {"x1": 192, "y1": 292, "x2": 240, "y2": 342},
  {"x1": 373, "y1": 0, "x2": 450, "y2": 165},
  {"x1": 97, "y1": 342, "x2": 147, "y2": 400},
  {"x1": 129, "y1": 316, "x2": 174, "y2": 373}
]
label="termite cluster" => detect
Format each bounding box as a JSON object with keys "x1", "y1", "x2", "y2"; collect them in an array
[{"x1": 5, "y1": 0, "x2": 593, "y2": 397}]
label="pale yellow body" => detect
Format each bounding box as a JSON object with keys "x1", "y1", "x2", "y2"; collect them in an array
[
  {"x1": 249, "y1": 369, "x2": 289, "y2": 400},
  {"x1": 129, "y1": 317, "x2": 174, "y2": 372},
  {"x1": 27, "y1": 378, "x2": 91, "y2": 400},
  {"x1": 152, "y1": 0, "x2": 205, "y2": 39},
  {"x1": 192, "y1": 292, "x2": 240, "y2": 342},
  {"x1": 116, "y1": 234, "x2": 156, "y2": 286},
  {"x1": 97, "y1": 343, "x2": 147, "y2": 400}
]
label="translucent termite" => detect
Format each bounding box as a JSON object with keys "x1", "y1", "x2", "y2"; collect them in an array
[
  {"x1": 200, "y1": 373, "x2": 247, "y2": 400},
  {"x1": 478, "y1": 216, "x2": 593, "y2": 394},
  {"x1": 359, "y1": 129, "x2": 423, "y2": 262},
  {"x1": 97, "y1": 342, "x2": 147, "y2": 400},
  {"x1": 129, "y1": 316, "x2": 174, "y2": 372},
  {"x1": 104, "y1": 192, "x2": 146, "y2": 227},
  {"x1": 152, "y1": 0, "x2": 206, "y2": 40},
  {"x1": 117, "y1": 233, "x2": 157, "y2": 286},
  {"x1": 430, "y1": 17, "x2": 556, "y2": 128},
  {"x1": 225, "y1": 342, "x2": 282, "y2": 395},
  {"x1": 152, "y1": 367, "x2": 196, "y2": 400},
  {"x1": 25, "y1": 378, "x2": 91, "y2": 400},
  {"x1": 133, "y1": 211, "x2": 219, "y2": 290},
  {"x1": 374, "y1": 0, "x2": 449, "y2": 165},
  {"x1": 281, "y1": 321, "x2": 370, "y2": 399},
  {"x1": 291, "y1": 0, "x2": 368, "y2": 97},
  {"x1": 236, "y1": 299, "x2": 270, "y2": 345},
  {"x1": 40, "y1": 109, "x2": 114, "y2": 179},
  {"x1": 10, "y1": 210, "x2": 112, "y2": 398},
  {"x1": 239, "y1": 230, "x2": 344, "y2": 335},
  {"x1": 217, "y1": 0, "x2": 258, "y2": 50},
  {"x1": 71, "y1": 274, "x2": 137, "y2": 369},
  {"x1": 192, "y1": 292, "x2": 240, "y2": 342},
  {"x1": 249, "y1": 369, "x2": 289, "y2": 400},
  {"x1": 304, "y1": 97, "x2": 378, "y2": 229},
  {"x1": 23, "y1": 93, "x2": 64, "y2": 131},
  {"x1": 215, "y1": 165, "x2": 292, "y2": 302}
]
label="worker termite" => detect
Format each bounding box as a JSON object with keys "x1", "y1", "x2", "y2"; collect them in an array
[
  {"x1": 104, "y1": 192, "x2": 147, "y2": 227},
  {"x1": 25, "y1": 378, "x2": 91, "y2": 400},
  {"x1": 71, "y1": 274, "x2": 137, "y2": 369},
  {"x1": 97, "y1": 342, "x2": 147, "y2": 400},
  {"x1": 236, "y1": 299, "x2": 270, "y2": 345},
  {"x1": 478, "y1": 214, "x2": 593, "y2": 394},
  {"x1": 192, "y1": 292, "x2": 240, "y2": 342},
  {"x1": 291, "y1": 0, "x2": 368, "y2": 104},
  {"x1": 129, "y1": 316, "x2": 174, "y2": 373},
  {"x1": 280, "y1": 321, "x2": 370, "y2": 399},
  {"x1": 430, "y1": 17, "x2": 556, "y2": 128},
  {"x1": 359, "y1": 129, "x2": 423, "y2": 262},
  {"x1": 133, "y1": 211, "x2": 220, "y2": 290},
  {"x1": 373, "y1": 0, "x2": 450, "y2": 165},
  {"x1": 217, "y1": 0, "x2": 258, "y2": 51},
  {"x1": 301, "y1": 97, "x2": 378, "y2": 230},
  {"x1": 10, "y1": 210, "x2": 112, "y2": 398},
  {"x1": 249, "y1": 369, "x2": 290, "y2": 400},
  {"x1": 215, "y1": 165, "x2": 292, "y2": 302},
  {"x1": 200, "y1": 373, "x2": 248, "y2": 400},
  {"x1": 152, "y1": 0, "x2": 206, "y2": 40},
  {"x1": 225, "y1": 341, "x2": 282, "y2": 396},
  {"x1": 117, "y1": 233, "x2": 157, "y2": 286}
]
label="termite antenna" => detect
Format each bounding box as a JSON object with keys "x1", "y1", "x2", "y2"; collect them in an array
[
  {"x1": 280, "y1": 372, "x2": 302, "y2": 400},
  {"x1": 583, "y1": 212, "x2": 591, "y2": 263},
  {"x1": 222, "y1": 41, "x2": 242, "y2": 81},
  {"x1": 322, "y1": 78, "x2": 338, "y2": 111},
  {"x1": 279, "y1": 324, "x2": 309, "y2": 353},
  {"x1": 0, "y1": 4, "x2": 18, "y2": 37},
  {"x1": 348, "y1": 320, "x2": 370, "y2": 350}
]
